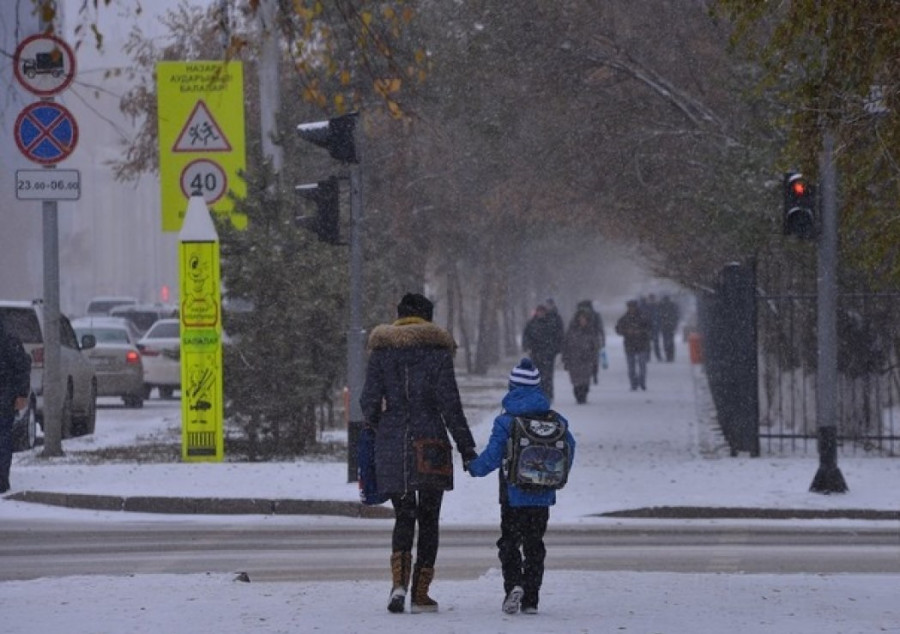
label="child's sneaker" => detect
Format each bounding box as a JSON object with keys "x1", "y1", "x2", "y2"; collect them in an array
[
  {"x1": 521, "y1": 604, "x2": 538, "y2": 615},
  {"x1": 502, "y1": 586, "x2": 524, "y2": 614}
]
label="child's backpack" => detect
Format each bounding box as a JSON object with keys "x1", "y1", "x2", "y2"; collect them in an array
[{"x1": 502, "y1": 412, "x2": 571, "y2": 490}]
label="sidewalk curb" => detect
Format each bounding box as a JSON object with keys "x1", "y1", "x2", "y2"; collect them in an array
[
  {"x1": 4, "y1": 490, "x2": 394, "y2": 519},
  {"x1": 599, "y1": 506, "x2": 900, "y2": 521},
  {"x1": 6, "y1": 491, "x2": 897, "y2": 521}
]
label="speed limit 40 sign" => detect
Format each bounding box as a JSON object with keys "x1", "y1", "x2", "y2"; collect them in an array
[
  {"x1": 156, "y1": 61, "x2": 246, "y2": 232},
  {"x1": 180, "y1": 159, "x2": 227, "y2": 204}
]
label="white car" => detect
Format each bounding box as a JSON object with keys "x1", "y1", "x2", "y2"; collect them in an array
[
  {"x1": 72, "y1": 316, "x2": 145, "y2": 408},
  {"x1": 137, "y1": 318, "x2": 180, "y2": 399},
  {"x1": 0, "y1": 300, "x2": 98, "y2": 448},
  {"x1": 84, "y1": 295, "x2": 138, "y2": 317},
  {"x1": 109, "y1": 303, "x2": 178, "y2": 335}
]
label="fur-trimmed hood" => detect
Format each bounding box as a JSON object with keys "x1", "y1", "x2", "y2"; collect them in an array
[{"x1": 367, "y1": 317, "x2": 456, "y2": 352}]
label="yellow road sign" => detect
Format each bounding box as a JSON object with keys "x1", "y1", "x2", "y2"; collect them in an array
[
  {"x1": 179, "y1": 196, "x2": 224, "y2": 461},
  {"x1": 157, "y1": 61, "x2": 246, "y2": 232}
]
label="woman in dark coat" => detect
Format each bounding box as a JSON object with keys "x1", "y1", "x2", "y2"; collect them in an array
[
  {"x1": 360, "y1": 293, "x2": 477, "y2": 615},
  {"x1": 562, "y1": 310, "x2": 600, "y2": 404}
]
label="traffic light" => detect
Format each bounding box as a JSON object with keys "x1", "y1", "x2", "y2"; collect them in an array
[
  {"x1": 295, "y1": 176, "x2": 340, "y2": 244},
  {"x1": 783, "y1": 171, "x2": 816, "y2": 240},
  {"x1": 296, "y1": 113, "x2": 358, "y2": 163}
]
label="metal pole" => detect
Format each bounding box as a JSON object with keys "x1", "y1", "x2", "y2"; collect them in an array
[
  {"x1": 810, "y1": 130, "x2": 848, "y2": 493},
  {"x1": 346, "y1": 159, "x2": 366, "y2": 482},
  {"x1": 40, "y1": 198, "x2": 64, "y2": 456},
  {"x1": 257, "y1": 0, "x2": 283, "y2": 174},
  {"x1": 35, "y1": 5, "x2": 64, "y2": 457}
]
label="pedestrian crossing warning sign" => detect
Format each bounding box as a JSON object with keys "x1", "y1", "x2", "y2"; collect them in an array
[
  {"x1": 157, "y1": 61, "x2": 246, "y2": 233},
  {"x1": 172, "y1": 100, "x2": 232, "y2": 152}
]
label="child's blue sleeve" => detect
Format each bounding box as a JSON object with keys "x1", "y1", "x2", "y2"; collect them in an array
[{"x1": 467, "y1": 417, "x2": 510, "y2": 477}]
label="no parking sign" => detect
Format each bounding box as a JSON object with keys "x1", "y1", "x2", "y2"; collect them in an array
[{"x1": 14, "y1": 101, "x2": 79, "y2": 165}]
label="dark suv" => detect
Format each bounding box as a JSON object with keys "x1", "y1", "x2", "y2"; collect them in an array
[{"x1": 0, "y1": 300, "x2": 98, "y2": 450}]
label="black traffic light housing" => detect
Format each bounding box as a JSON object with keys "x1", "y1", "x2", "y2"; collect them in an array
[
  {"x1": 296, "y1": 113, "x2": 358, "y2": 164},
  {"x1": 783, "y1": 172, "x2": 816, "y2": 240},
  {"x1": 295, "y1": 176, "x2": 340, "y2": 244}
]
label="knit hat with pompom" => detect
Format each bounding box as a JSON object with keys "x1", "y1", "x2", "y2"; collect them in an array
[{"x1": 509, "y1": 357, "x2": 541, "y2": 388}]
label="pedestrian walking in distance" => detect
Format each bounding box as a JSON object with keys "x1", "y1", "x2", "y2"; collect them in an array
[
  {"x1": 658, "y1": 295, "x2": 681, "y2": 362},
  {"x1": 360, "y1": 292, "x2": 478, "y2": 614},
  {"x1": 521, "y1": 302, "x2": 564, "y2": 402},
  {"x1": 467, "y1": 358, "x2": 576, "y2": 615},
  {"x1": 574, "y1": 300, "x2": 605, "y2": 385},
  {"x1": 0, "y1": 318, "x2": 31, "y2": 493},
  {"x1": 563, "y1": 309, "x2": 601, "y2": 404},
  {"x1": 615, "y1": 299, "x2": 653, "y2": 391}
]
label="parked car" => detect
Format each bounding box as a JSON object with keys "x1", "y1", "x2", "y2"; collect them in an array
[
  {"x1": 0, "y1": 300, "x2": 98, "y2": 449},
  {"x1": 109, "y1": 303, "x2": 178, "y2": 335},
  {"x1": 71, "y1": 316, "x2": 145, "y2": 409},
  {"x1": 84, "y1": 295, "x2": 138, "y2": 317},
  {"x1": 137, "y1": 318, "x2": 180, "y2": 399}
]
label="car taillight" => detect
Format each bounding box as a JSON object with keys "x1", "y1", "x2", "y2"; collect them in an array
[
  {"x1": 31, "y1": 347, "x2": 44, "y2": 366},
  {"x1": 126, "y1": 351, "x2": 141, "y2": 364}
]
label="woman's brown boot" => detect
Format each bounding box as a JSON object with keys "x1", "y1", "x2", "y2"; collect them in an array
[
  {"x1": 410, "y1": 566, "x2": 438, "y2": 613},
  {"x1": 388, "y1": 551, "x2": 411, "y2": 613}
]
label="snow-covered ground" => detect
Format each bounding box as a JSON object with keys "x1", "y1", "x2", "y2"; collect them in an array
[{"x1": 3, "y1": 338, "x2": 899, "y2": 633}]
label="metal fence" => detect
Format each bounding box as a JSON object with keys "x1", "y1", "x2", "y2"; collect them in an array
[
  {"x1": 698, "y1": 263, "x2": 900, "y2": 457},
  {"x1": 757, "y1": 292, "x2": 900, "y2": 456}
]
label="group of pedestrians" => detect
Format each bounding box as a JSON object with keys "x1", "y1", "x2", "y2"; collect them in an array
[
  {"x1": 614, "y1": 294, "x2": 681, "y2": 391},
  {"x1": 637, "y1": 293, "x2": 682, "y2": 363},
  {"x1": 522, "y1": 298, "x2": 606, "y2": 405},
  {"x1": 521, "y1": 294, "x2": 681, "y2": 397},
  {"x1": 360, "y1": 293, "x2": 576, "y2": 617}
]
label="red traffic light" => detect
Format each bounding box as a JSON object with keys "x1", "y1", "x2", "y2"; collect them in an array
[{"x1": 783, "y1": 172, "x2": 816, "y2": 239}]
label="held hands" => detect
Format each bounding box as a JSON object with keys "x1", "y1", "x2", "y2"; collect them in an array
[
  {"x1": 461, "y1": 447, "x2": 478, "y2": 472},
  {"x1": 14, "y1": 397, "x2": 27, "y2": 411}
]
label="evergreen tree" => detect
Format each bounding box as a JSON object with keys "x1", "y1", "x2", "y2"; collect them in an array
[{"x1": 218, "y1": 164, "x2": 347, "y2": 458}]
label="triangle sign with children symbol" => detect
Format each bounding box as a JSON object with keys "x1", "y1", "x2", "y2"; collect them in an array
[{"x1": 172, "y1": 100, "x2": 232, "y2": 153}]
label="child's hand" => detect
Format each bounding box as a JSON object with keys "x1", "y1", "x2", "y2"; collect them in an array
[{"x1": 461, "y1": 447, "x2": 478, "y2": 472}]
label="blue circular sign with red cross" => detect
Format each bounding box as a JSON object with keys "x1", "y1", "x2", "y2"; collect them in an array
[{"x1": 14, "y1": 101, "x2": 79, "y2": 165}]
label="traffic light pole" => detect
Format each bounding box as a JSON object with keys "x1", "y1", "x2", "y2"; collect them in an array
[
  {"x1": 346, "y1": 162, "x2": 366, "y2": 482},
  {"x1": 810, "y1": 130, "x2": 848, "y2": 494},
  {"x1": 296, "y1": 113, "x2": 363, "y2": 482}
]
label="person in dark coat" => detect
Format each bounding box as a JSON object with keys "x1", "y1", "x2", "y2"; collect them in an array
[
  {"x1": 521, "y1": 303, "x2": 564, "y2": 402},
  {"x1": 658, "y1": 295, "x2": 681, "y2": 362},
  {"x1": 467, "y1": 358, "x2": 576, "y2": 615},
  {"x1": 615, "y1": 300, "x2": 653, "y2": 391},
  {"x1": 574, "y1": 300, "x2": 605, "y2": 384},
  {"x1": 360, "y1": 292, "x2": 477, "y2": 614},
  {"x1": 640, "y1": 293, "x2": 663, "y2": 361},
  {"x1": 562, "y1": 310, "x2": 600, "y2": 404},
  {"x1": 0, "y1": 318, "x2": 31, "y2": 493}
]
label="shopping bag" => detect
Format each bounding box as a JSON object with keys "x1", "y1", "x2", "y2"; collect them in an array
[{"x1": 358, "y1": 426, "x2": 389, "y2": 505}]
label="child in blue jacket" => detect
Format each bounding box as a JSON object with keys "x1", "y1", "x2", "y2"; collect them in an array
[{"x1": 466, "y1": 358, "x2": 576, "y2": 614}]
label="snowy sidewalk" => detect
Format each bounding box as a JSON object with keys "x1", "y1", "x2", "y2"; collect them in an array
[{"x1": 4, "y1": 338, "x2": 900, "y2": 522}]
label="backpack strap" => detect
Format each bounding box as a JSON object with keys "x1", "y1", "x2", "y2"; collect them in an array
[{"x1": 518, "y1": 409, "x2": 558, "y2": 422}]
